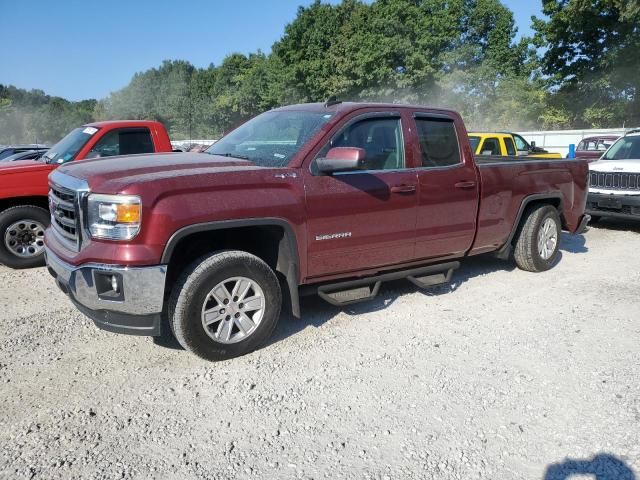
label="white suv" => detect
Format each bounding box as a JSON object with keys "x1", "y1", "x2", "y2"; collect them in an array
[{"x1": 587, "y1": 130, "x2": 640, "y2": 221}]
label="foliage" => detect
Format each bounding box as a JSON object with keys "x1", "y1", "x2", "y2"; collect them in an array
[
  {"x1": 533, "y1": 0, "x2": 640, "y2": 127},
  {"x1": 2, "y1": 0, "x2": 639, "y2": 144},
  {"x1": 0, "y1": 85, "x2": 96, "y2": 144}
]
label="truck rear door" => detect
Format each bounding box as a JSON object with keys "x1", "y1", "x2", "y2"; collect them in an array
[{"x1": 411, "y1": 113, "x2": 480, "y2": 260}]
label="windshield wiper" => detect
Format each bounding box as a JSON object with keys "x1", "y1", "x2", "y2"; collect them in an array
[{"x1": 211, "y1": 152, "x2": 251, "y2": 161}]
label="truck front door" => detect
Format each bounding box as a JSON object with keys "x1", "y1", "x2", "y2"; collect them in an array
[
  {"x1": 303, "y1": 111, "x2": 418, "y2": 279},
  {"x1": 412, "y1": 113, "x2": 479, "y2": 261}
]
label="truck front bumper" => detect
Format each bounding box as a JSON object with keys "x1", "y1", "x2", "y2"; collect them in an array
[
  {"x1": 45, "y1": 247, "x2": 166, "y2": 336},
  {"x1": 586, "y1": 192, "x2": 640, "y2": 220}
]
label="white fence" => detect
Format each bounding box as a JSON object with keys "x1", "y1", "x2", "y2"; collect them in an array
[
  {"x1": 171, "y1": 139, "x2": 218, "y2": 150},
  {"x1": 517, "y1": 127, "x2": 638, "y2": 157}
]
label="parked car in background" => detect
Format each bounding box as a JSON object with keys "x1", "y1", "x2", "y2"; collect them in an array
[
  {"x1": 469, "y1": 132, "x2": 562, "y2": 159},
  {"x1": 0, "y1": 120, "x2": 174, "y2": 269},
  {"x1": 574, "y1": 135, "x2": 619, "y2": 161},
  {"x1": 45, "y1": 101, "x2": 589, "y2": 361},
  {"x1": 1, "y1": 149, "x2": 48, "y2": 162},
  {"x1": 587, "y1": 130, "x2": 640, "y2": 222},
  {"x1": 0, "y1": 145, "x2": 49, "y2": 161}
]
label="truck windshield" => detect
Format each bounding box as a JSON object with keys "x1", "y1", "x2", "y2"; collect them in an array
[
  {"x1": 602, "y1": 136, "x2": 640, "y2": 160},
  {"x1": 42, "y1": 127, "x2": 99, "y2": 164},
  {"x1": 206, "y1": 110, "x2": 333, "y2": 167}
]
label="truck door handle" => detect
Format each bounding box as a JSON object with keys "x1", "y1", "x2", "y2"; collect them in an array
[
  {"x1": 454, "y1": 180, "x2": 476, "y2": 189},
  {"x1": 390, "y1": 184, "x2": 416, "y2": 194}
]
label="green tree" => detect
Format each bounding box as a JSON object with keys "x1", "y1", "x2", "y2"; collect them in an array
[{"x1": 533, "y1": 0, "x2": 640, "y2": 127}]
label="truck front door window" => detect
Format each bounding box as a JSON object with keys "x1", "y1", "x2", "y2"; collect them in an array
[
  {"x1": 88, "y1": 128, "x2": 154, "y2": 159},
  {"x1": 327, "y1": 118, "x2": 404, "y2": 171}
]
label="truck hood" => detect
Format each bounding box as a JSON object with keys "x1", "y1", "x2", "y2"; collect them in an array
[
  {"x1": 589, "y1": 159, "x2": 640, "y2": 173},
  {"x1": 0, "y1": 159, "x2": 53, "y2": 174},
  {"x1": 58, "y1": 152, "x2": 264, "y2": 192}
]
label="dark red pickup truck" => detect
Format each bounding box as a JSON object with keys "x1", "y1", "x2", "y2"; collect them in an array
[{"x1": 44, "y1": 102, "x2": 589, "y2": 361}]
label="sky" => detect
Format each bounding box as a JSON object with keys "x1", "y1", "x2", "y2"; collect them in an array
[{"x1": 0, "y1": 0, "x2": 542, "y2": 101}]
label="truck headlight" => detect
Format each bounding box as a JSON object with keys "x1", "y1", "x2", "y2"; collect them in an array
[{"x1": 87, "y1": 194, "x2": 141, "y2": 240}]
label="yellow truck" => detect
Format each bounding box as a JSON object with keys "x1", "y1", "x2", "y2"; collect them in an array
[{"x1": 469, "y1": 132, "x2": 562, "y2": 159}]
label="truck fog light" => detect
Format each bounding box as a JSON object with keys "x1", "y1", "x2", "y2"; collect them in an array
[{"x1": 94, "y1": 271, "x2": 124, "y2": 301}]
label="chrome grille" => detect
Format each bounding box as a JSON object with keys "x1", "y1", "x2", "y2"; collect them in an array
[
  {"x1": 49, "y1": 183, "x2": 80, "y2": 248},
  {"x1": 590, "y1": 171, "x2": 640, "y2": 191}
]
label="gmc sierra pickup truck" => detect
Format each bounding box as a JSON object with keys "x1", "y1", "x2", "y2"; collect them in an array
[
  {"x1": 0, "y1": 120, "x2": 173, "y2": 269},
  {"x1": 44, "y1": 102, "x2": 590, "y2": 361}
]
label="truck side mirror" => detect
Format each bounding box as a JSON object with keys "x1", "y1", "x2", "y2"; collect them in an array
[
  {"x1": 530, "y1": 141, "x2": 536, "y2": 148},
  {"x1": 316, "y1": 147, "x2": 366, "y2": 174}
]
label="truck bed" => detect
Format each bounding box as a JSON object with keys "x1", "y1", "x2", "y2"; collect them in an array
[{"x1": 469, "y1": 155, "x2": 589, "y2": 256}]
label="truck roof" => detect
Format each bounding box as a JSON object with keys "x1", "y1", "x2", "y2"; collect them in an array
[
  {"x1": 84, "y1": 120, "x2": 165, "y2": 129},
  {"x1": 468, "y1": 132, "x2": 512, "y2": 137},
  {"x1": 273, "y1": 101, "x2": 459, "y2": 116}
]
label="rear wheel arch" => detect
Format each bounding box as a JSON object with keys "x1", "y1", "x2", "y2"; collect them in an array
[
  {"x1": 162, "y1": 218, "x2": 301, "y2": 318},
  {"x1": 495, "y1": 193, "x2": 564, "y2": 259}
]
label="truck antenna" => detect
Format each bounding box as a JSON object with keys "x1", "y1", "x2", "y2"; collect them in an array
[{"x1": 324, "y1": 96, "x2": 341, "y2": 107}]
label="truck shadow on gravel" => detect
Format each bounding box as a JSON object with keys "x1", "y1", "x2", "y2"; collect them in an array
[
  {"x1": 269, "y1": 252, "x2": 535, "y2": 345},
  {"x1": 154, "y1": 237, "x2": 589, "y2": 352},
  {"x1": 590, "y1": 218, "x2": 640, "y2": 233},
  {"x1": 560, "y1": 232, "x2": 588, "y2": 253},
  {"x1": 544, "y1": 453, "x2": 636, "y2": 480}
]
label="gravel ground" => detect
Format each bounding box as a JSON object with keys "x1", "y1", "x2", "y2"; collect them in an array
[{"x1": 1, "y1": 220, "x2": 639, "y2": 480}]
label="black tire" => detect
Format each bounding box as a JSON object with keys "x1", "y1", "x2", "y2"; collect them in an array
[
  {"x1": 589, "y1": 215, "x2": 601, "y2": 224},
  {"x1": 513, "y1": 204, "x2": 561, "y2": 272},
  {"x1": 0, "y1": 205, "x2": 50, "y2": 269},
  {"x1": 168, "y1": 250, "x2": 282, "y2": 361}
]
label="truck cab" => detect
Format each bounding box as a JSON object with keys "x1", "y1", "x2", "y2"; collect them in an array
[{"x1": 469, "y1": 132, "x2": 562, "y2": 159}]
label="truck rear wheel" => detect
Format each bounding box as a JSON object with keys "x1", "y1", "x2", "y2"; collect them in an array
[
  {"x1": 513, "y1": 204, "x2": 561, "y2": 272},
  {"x1": 0, "y1": 205, "x2": 49, "y2": 269},
  {"x1": 168, "y1": 250, "x2": 282, "y2": 361}
]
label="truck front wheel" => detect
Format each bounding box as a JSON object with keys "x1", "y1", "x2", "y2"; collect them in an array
[
  {"x1": 513, "y1": 204, "x2": 561, "y2": 272},
  {"x1": 168, "y1": 250, "x2": 282, "y2": 361},
  {"x1": 0, "y1": 205, "x2": 49, "y2": 269}
]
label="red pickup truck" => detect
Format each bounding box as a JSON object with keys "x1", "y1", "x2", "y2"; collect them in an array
[
  {"x1": 0, "y1": 120, "x2": 173, "y2": 268},
  {"x1": 44, "y1": 102, "x2": 589, "y2": 361}
]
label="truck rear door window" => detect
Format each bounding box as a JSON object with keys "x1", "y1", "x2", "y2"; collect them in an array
[
  {"x1": 480, "y1": 138, "x2": 500, "y2": 156},
  {"x1": 415, "y1": 118, "x2": 460, "y2": 167}
]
